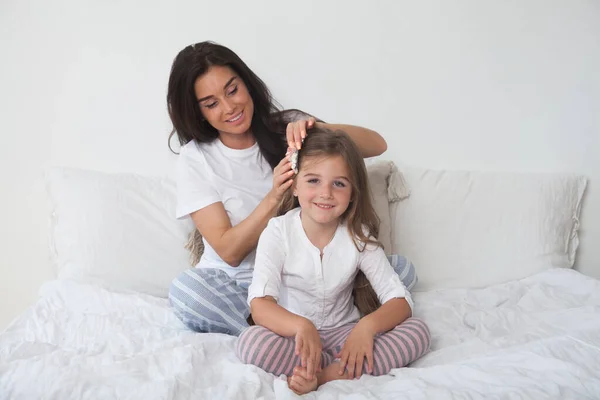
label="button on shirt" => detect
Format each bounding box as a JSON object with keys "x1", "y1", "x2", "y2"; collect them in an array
[{"x1": 248, "y1": 208, "x2": 413, "y2": 330}]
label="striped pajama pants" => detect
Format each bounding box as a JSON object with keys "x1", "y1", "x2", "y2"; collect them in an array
[
  {"x1": 169, "y1": 254, "x2": 418, "y2": 336},
  {"x1": 236, "y1": 318, "x2": 430, "y2": 377}
]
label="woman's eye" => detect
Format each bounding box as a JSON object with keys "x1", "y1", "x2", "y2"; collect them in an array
[
  {"x1": 205, "y1": 102, "x2": 217, "y2": 109},
  {"x1": 334, "y1": 181, "x2": 346, "y2": 188},
  {"x1": 227, "y1": 86, "x2": 238, "y2": 96}
]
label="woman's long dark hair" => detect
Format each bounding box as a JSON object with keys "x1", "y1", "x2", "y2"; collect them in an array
[{"x1": 167, "y1": 41, "x2": 292, "y2": 168}]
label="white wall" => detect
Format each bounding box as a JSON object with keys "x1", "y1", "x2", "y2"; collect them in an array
[{"x1": 1, "y1": 0, "x2": 599, "y2": 329}]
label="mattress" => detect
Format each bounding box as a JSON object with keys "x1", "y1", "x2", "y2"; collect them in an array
[{"x1": 1, "y1": 268, "x2": 599, "y2": 399}]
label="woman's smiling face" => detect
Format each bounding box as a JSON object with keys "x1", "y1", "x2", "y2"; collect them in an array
[{"x1": 194, "y1": 65, "x2": 254, "y2": 138}]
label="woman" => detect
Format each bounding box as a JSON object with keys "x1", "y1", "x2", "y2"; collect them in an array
[{"x1": 167, "y1": 41, "x2": 391, "y2": 336}]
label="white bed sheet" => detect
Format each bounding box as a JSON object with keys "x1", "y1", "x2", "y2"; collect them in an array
[{"x1": 1, "y1": 268, "x2": 600, "y2": 400}]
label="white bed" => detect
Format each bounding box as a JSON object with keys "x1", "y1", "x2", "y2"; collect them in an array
[
  {"x1": 1, "y1": 162, "x2": 598, "y2": 399},
  {"x1": 2, "y1": 268, "x2": 599, "y2": 399}
]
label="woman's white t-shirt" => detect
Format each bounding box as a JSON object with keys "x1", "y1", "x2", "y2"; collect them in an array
[{"x1": 175, "y1": 138, "x2": 273, "y2": 282}]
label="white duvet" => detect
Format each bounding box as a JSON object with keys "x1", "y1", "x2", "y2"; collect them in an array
[{"x1": 1, "y1": 268, "x2": 600, "y2": 400}]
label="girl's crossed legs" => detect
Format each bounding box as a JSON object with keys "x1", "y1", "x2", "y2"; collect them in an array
[{"x1": 236, "y1": 317, "x2": 430, "y2": 377}]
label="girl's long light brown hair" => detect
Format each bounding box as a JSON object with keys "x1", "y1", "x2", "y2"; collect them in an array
[{"x1": 277, "y1": 128, "x2": 383, "y2": 316}]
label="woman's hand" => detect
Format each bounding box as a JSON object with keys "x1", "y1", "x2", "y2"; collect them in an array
[
  {"x1": 294, "y1": 319, "x2": 322, "y2": 380},
  {"x1": 268, "y1": 156, "x2": 295, "y2": 203},
  {"x1": 286, "y1": 117, "x2": 317, "y2": 150},
  {"x1": 337, "y1": 321, "x2": 375, "y2": 379}
]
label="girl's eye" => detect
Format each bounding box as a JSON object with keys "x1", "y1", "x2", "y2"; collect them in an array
[
  {"x1": 227, "y1": 86, "x2": 238, "y2": 96},
  {"x1": 333, "y1": 181, "x2": 346, "y2": 188},
  {"x1": 307, "y1": 178, "x2": 319, "y2": 184}
]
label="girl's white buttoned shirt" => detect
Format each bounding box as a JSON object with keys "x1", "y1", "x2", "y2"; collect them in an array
[{"x1": 248, "y1": 208, "x2": 413, "y2": 330}]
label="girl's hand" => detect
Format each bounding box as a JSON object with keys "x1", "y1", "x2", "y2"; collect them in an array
[
  {"x1": 295, "y1": 319, "x2": 322, "y2": 380},
  {"x1": 286, "y1": 117, "x2": 317, "y2": 150},
  {"x1": 269, "y1": 156, "x2": 295, "y2": 203},
  {"x1": 337, "y1": 322, "x2": 375, "y2": 379}
]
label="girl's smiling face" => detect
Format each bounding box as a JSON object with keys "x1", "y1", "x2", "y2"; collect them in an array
[{"x1": 294, "y1": 155, "x2": 353, "y2": 228}]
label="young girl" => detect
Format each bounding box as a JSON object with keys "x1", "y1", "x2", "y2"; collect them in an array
[{"x1": 236, "y1": 128, "x2": 430, "y2": 395}]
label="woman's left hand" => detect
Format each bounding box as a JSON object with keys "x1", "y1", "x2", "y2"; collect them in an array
[
  {"x1": 337, "y1": 321, "x2": 375, "y2": 379},
  {"x1": 286, "y1": 117, "x2": 316, "y2": 150}
]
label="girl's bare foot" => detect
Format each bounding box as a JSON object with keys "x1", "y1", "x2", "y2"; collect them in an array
[
  {"x1": 287, "y1": 366, "x2": 318, "y2": 395},
  {"x1": 287, "y1": 362, "x2": 352, "y2": 394},
  {"x1": 316, "y1": 362, "x2": 350, "y2": 386}
]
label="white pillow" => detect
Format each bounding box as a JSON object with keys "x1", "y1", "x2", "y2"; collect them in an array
[
  {"x1": 390, "y1": 165, "x2": 587, "y2": 291},
  {"x1": 47, "y1": 167, "x2": 194, "y2": 297},
  {"x1": 366, "y1": 160, "x2": 409, "y2": 254}
]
